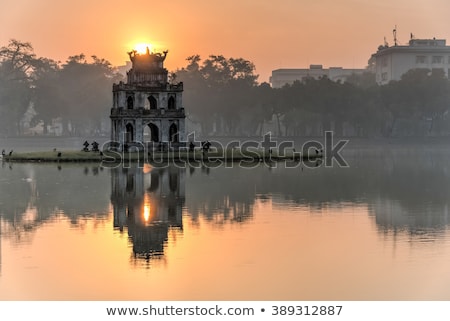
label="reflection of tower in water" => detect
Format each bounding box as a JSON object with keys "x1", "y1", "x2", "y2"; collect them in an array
[{"x1": 111, "y1": 165, "x2": 184, "y2": 263}]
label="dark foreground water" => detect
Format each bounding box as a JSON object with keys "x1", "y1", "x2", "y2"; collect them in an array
[{"x1": 1, "y1": 138, "x2": 450, "y2": 300}]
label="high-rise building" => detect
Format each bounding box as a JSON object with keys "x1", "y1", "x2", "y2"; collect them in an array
[{"x1": 371, "y1": 37, "x2": 450, "y2": 85}]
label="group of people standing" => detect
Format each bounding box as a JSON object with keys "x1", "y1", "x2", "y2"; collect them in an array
[
  {"x1": 82, "y1": 141, "x2": 99, "y2": 152},
  {"x1": 189, "y1": 140, "x2": 211, "y2": 153},
  {"x1": 1, "y1": 149, "x2": 12, "y2": 157}
]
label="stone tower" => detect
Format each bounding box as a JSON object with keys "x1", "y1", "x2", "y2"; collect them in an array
[{"x1": 110, "y1": 47, "x2": 185, "y2": 151}]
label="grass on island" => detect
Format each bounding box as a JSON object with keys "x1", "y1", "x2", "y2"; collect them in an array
[
  {"x1": 3, "y1": 147, "x2": 322, "y2": 163},
  {"x1": 4, "y1": 150, "x2": 105, "y2": 162}
]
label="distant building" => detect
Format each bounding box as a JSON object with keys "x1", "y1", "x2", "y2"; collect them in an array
[
  {"x1": 110, "y1": 48, "x2": 186, "y2": 151},
  {"x1": 270, "y1": 65, "x2": 365, "y2": 88},
  {"x1": 372, "y1": 37, "x2": 450, "y2": 85}
]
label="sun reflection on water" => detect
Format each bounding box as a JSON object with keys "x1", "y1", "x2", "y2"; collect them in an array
[{"x1": 143, "y1": 194, "x2": 152, "y2": 224}]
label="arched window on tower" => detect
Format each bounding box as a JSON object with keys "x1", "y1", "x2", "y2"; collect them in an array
[
  {"x1": 168, "y1": 96, "x2": 176, "y2": 109},
  {"x1": 143, "y1": 123, "x2": 159, "y2": 142},
  {"x1": 148, "y1": 96, "x2": 157, "y2": 110},
  {"x1": 127, "y1": 96, "x2": 134, "y2": 109},
  {"x1": 125, "y1": 123, "x2": 134, "y2": 143},
  {"x1": 169, "y1": 123, "x2": 178, "y2": 143}
]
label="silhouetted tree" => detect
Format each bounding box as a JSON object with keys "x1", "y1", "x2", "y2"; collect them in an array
[
  {"x1": 56, "y1": 54, "x2": 123, "y2": 135},
  {"x1": 176, "y1": 54, "x2": 258, "y2": 135},
  {"x1": 0, "y1": 39, "x2": 35, "y2": 135},
  {"x1": 380, "y1": 68, "x2": 450, "y2": 136},
  {"x1": 32, "y1": 57, "x2": 61, "y2": 134}
]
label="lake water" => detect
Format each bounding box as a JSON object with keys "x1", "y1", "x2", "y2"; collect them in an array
[{"x1": 1, "y1": 138, "x2": 450, "y2": 300}]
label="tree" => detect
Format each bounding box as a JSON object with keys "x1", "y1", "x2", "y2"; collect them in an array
[
  {"x1": 32, "y1": 57, "x2": 61, "y2": 134},
  {"x1": 55, "y1": 54, "x2": 123, "y2": 135},
  {"x1": 176, "y1": 54, "x2": 259, "y2": 136},
  {"x1": 248, "y1": 82, "x2": 275, "y2": 136},
  {"x1": 380, "y1": 68, "x2": 450, "y2": 136},
  {"x1": 0, "y1": 39, "x2": 36, "y2": 135},
  {"x1": 345, "y1": 71, "x2": 377, "y2": 90},
  {"x1": 418, "y1": 69, "x2": 450, "y2": 134}
]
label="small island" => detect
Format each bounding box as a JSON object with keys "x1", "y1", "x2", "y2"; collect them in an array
[
  {"x1": 1, "y1": 47, "x2": 323, "y2": 165},
  {"x1": 2, "y1": 146, "x2": 322, "y2": 164}
]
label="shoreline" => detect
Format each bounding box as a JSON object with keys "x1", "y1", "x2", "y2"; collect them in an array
[{"x1": 2, "y1": 148, "x2": 322, "y2": 163}]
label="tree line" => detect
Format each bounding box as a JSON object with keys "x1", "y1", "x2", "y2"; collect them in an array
[
  {"x1": 177, "y1": 56, "x2": 450, "y2": 137},
  {"x1": 0, "y1": 39, "x2": 122, "y2": 136},
  {"x1": 2, "y1": 39, "x2": 450, "y2": 138}
]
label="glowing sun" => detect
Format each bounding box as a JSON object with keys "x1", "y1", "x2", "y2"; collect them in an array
[{"x1": 134, "y1": 43, "x2": 153, "y2": 54}]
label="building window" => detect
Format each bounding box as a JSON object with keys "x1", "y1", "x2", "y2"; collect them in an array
[
  {"x1": 432, "y1": 56, "x2": 443, "y2": 64},
  {"x1": 125, "y1": 123, "x2": 134, "y2": 142},
  {"x1": 169, "y1": 123, "x2": 178, "y2": 143},
  {"x1": 416, "y1": 56, "x2": 427, "y2": 64},
  {"x1": 147, "y1": 123, "x2": 159, "y2": 142},
  {"x1": 148, "y1": 96, "x2": 157, "y2": 110},
  {"x1": 381, "y1": 72, "x2": 388, "y2": 81},
  {"x1": 168, "y1": 96, "x2": 176, "y2": 109},
  {"x1": 127, "y1": 96, "x2": 134, "y2": 109},
  {"x1": 381, "y1": 57, "x2": 388, "y2": 67}
]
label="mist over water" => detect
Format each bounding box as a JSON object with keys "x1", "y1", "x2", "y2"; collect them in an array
[
  {"x1": 0, "y1": 136, "x2": 110, "y2": 153},
  {"x1": 1, "y1": 138, "x2": 450, "y2": 300}
]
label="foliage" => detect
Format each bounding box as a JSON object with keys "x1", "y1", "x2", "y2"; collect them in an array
[
  {"x1": 0, "y1": 39, "x2": 124, "y2": 136},
  {"x1": 176, "y1": 54, "x2": 258, "y2": 135},
  {"x1": 2, "y1": 38, "x2": 450, "y2": 138},
  {"x1": 177, "y1": 59, "x2": 450, "y2": 137},
  {"x1": 56, "y1": 54, "x2": 123, "y2": 135},
  {"x1": 0, "y1": 39, "x2": 35, "y2": 135}
]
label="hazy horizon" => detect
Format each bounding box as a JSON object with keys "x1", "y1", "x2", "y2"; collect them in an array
[{"x1": 2, "y1": 0, "x2": 450, "y2": 82}]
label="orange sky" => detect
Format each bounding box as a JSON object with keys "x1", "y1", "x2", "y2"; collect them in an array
[{"x1": 1, "y1": 0, "x2": 450, "y2": 82}]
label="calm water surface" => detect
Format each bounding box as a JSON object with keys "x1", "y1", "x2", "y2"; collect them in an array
[{"x1": 1, "y1": 140, "x2": 450, "y2": 300}]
